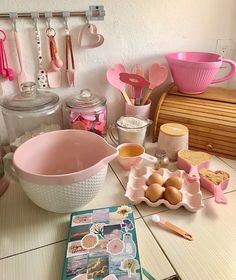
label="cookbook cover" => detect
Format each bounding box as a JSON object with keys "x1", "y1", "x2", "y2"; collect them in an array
[{"x1": 61, "y1": 205, "x2": 142, "y2": 280}]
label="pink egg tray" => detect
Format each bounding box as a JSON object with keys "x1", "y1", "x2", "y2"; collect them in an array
[{"x1": 125, "y1": 166, "x2": 204, "y2": 212}]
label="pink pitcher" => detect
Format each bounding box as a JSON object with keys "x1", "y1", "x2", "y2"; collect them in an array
[{"x1": 166, "y1": 52, "x2": 236, "y2": 94}]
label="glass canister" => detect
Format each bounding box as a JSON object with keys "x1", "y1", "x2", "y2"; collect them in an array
[
  {"x1": 64, "y1": 89, "x2": 107, "y2": 137},
  {"x1": 1, "y1": 82, "x2": 62, "y2": 149}
]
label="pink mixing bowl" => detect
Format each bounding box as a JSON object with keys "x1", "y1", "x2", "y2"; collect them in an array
[
  {"x1": 4, "y1": 130, "x2": 118, "y2": 213},
  {"x1": 166, "y1": 52, "x2": 236, "y2": 94}
]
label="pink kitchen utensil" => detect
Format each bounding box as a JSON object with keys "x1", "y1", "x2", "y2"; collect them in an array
[
  {"x1": 63, "y1": 13, "x2": 75, "y2": 87},
  {"x1": 46, "y1": 28, "x2": 63, "y2": 88},
  {"x1": 128, "y1": 64, "x2": 144, "y2": 100},
  {"x1": 78, "y1": 23, "x2": 104, "y2": 48},
  {"x1": 106, "y1": 64, "x2": 132, "y2": 105},
  {"x1": 166, "y1": 51, "x2": 236, "y2": 94},
  {"x1": 117, "y1": 143, "x2": 157, "y2": 170},
  {"x1": 0, "y1": 30, "x2": 14, "y2": 81},
  {"x1": 119, "y1": 72, "x2": 150, "y2": 105},
  {"x1": 152, "y1": 214, "x2": 193, "y2": 241},
  {"x1": 177, "y1": 149, "x2": 211, "y2": 180},
  {"x1": 32, "y1": 13, "x2": 48, "y2": 88},
  {"x1": 141, "y1": 63, "x2": 168, "y2": 105},
  {"x1": 11, "y1": 15, "x2": 31, "y2": 87},
  {"x1": 199, "y1": 169, "x2": 229, "y2": 204}
]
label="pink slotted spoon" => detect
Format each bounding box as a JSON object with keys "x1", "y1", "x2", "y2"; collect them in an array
[
  {"x1": 141, "y1": 63, "x2": 168, "y2": 105},
  {"x1": 106, "y1": 64, "x2": 132, "y2": 105},
  {"x1": 119, "y1": 72, "x2": 150, "y2": 105}
]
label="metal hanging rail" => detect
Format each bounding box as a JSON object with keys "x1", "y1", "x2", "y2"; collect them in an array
[{"x1": 0, "y1": 5, "x2": 105, "y2": 21}]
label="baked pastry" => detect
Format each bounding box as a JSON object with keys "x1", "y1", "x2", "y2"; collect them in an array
[
  {"x1": 199, "y1": 168, "x2": 229, "y2": 185},
  {"x1": 178, "y1": 150, "x2": 211, "y2": 165}
]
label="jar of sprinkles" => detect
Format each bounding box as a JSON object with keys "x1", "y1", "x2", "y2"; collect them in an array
[{"x1": 65, "y1": 89, "x2": 107, "y2": 137}]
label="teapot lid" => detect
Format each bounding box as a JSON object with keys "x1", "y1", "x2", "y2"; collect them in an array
[
  {"x1": 66, "y1": 89, "x2": 106, "y2": 110},
  {"x1": 2, "y1": 82, "x2": 59, "y2": 111}
]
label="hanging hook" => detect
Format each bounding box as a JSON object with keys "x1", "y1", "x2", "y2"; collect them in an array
[
  {"x1": 31, "y1": 12, "x2": 39, "y2": 29},
  {"x1": 62, "y1": 11, "x2": 70, "y2": 31},
  {"x1": 45, "y1": 12, "x2": 55, "y2": 37},
  {"x1": 45, "y1": 11, "x2": 53, "y2": 29},
  {"x1": 9, "y1": 12, "x2": 18, "y2": 32}
]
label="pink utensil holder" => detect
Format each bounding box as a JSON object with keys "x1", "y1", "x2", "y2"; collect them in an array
[
  {"x1": 125, "y1": 99, "x2": 151, "y2": 118},
  {"x1": 166, "y1": 51, "x2": 236, "y2": 94}
]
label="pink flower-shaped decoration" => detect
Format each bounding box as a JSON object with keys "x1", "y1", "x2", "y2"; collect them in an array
[{"x1": 106, "y1": 238, "x2": 124, "y2": 255}]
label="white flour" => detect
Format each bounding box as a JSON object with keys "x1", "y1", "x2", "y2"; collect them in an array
[
  {"x1": 117, "y1": 116, "x2": 149, "y2": 145},
  {"x1": 117, "y1": 116, "x2": 148, "y2": 128},
  {"x1": 11, "y1": 124, "x2": 61, "y2": 148}
]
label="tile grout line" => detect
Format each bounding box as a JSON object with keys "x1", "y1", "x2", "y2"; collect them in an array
[
  {"x1": 217, "y1": 157, "x2": 236, "y2": 170},
  {"x1": 139, "y1": 215, "x2": 181, "y2": 280},
  {"x1": 0, "y1": 239, "x2": 67, "y2": 261},
  {"x1": 110, "y1": 164, "x2": 181, "y2": 279},
  {"x1": 109, "y1": 163, "x2": 144, "y2": 218}
]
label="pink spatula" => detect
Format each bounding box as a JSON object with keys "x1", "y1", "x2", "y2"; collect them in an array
[
  {"x1": 119, "y1": 72, "x2": 150, "y2": 105},
  {"x1": 127, "y1": 64, "x2": 144, "y2": 100},
  {"x1": 141, "y1": 63, "x2": 168, "y2": 105},
  {"x1": 106, "y1": 64, "x2": 132, "y2": 105}
]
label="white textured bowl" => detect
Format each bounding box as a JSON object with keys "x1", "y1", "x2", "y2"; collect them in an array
[
  {"x1": 7, "y1": 130, "x2": 118, "y2": 213},
  {"x1": 18, "y1": 166, "x2": 108, "y2": 213}
]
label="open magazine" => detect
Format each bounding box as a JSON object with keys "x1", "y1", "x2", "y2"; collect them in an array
[{"x1": 61, "y1": 205, "x2": 142, "y2": 280}]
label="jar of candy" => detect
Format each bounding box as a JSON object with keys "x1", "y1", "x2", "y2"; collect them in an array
[{"x1": 64, "y1": 89, "x2": 107, "y2": 137}]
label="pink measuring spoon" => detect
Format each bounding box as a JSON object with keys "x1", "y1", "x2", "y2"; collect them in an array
[
  {"x1": 141, "y1": 63, "x2": 168, "y2": 105},
  {"x1": 106, "y1": 64, "x2": 132, "y2": 105},
  {"x1": 119, "y1": 72, "x2": 150, "y2": 105}
]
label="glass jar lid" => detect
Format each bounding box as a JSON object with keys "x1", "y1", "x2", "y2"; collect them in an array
[
  {"x1": 66, "y1": 89, "x2": 106, "y2": 110},
  {"x1": 2, "y1": 82, "x2": 59, "y2": 111}
]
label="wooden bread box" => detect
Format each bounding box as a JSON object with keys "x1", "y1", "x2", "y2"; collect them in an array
[{"x1": 153, "y1": 84, "x2": 236, "y2": 159}]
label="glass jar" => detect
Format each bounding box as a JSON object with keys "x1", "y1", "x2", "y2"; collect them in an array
[
  {"x1": 1, "y1": 82, "x2": 62, "y2": 149},
  {"x1": 154, "y1": 149, "x2": 169, "y2": 169},
  {"x1": 64, "y1": 89, "x2": 107, "y2": 137}
]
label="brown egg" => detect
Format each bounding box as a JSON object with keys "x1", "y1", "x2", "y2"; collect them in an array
[
  {"x1": 164, "y1": 176, "x2": 183, "y2": 190},
  {"x1": 164, "y1": 186, "x2": 182, "y2": 205},
  {"x1": 147, "y1": 173, "x2": 164, "y2": 186},
  {"x1": 145, "y1": 183, "x2": 165, "y2": 202}
]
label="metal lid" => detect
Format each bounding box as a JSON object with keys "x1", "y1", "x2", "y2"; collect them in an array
[
  {"x1": 66, "y1": 89, "x2": 106, "y2": 110},
  {"x1": 155, "y1": 149, "x2": 167, "y2": 159},
  {"x1": 2, "y1": 82, "x2": 59, "y2": 111}
]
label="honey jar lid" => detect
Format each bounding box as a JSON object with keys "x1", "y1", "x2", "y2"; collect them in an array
[{"x1": 160, "y1": 123, "x2": 188, "y2": 136}]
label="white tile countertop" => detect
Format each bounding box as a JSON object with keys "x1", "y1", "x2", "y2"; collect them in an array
[{"x1": 1, "y1": 139, "x2": 236, "y2": 280}]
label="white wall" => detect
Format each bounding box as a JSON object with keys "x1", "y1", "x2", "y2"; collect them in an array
[{"x1": 1, "y1": 0, "x2": 236, "y2": 144}]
